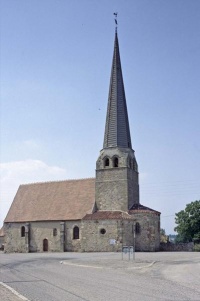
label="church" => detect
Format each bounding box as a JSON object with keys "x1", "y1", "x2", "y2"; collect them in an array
[{"x1": 4, "y1": 29, "x2": 160, "y2": 253}]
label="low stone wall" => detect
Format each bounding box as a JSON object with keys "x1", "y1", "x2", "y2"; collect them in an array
[{"x1": 160, "y1": 242, "x2": 194, "y2": 252}]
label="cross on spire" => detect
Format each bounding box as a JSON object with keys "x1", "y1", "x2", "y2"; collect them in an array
[{"x1": 113, "y1": 12, "x2": 118, "y2": 32}]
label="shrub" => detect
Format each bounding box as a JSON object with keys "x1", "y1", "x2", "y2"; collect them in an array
[{"x1": 193, "y1": 244, "x2": 200, "y2": 252}]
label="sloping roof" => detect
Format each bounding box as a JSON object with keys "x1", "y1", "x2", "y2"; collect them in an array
[
  {"x1": 0, "y1": 227, "x2": 4, "y2": 237},
  {"x1": 4, "y1": 178, "x2": 95, "y2": 223},
  {"x1": 129, "y1": 203, "x2": 160, "y2": 215},
  {"x1": 83, "y1": 210, "x2": 132, "y2": 220},
  {"x1": 103, "y1": 31, "x2": 132, "y2": 149}
]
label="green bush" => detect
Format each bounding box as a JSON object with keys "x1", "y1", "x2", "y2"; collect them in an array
[{"x1": 193, "y1": 244, "x2": 200, "y2": 252}]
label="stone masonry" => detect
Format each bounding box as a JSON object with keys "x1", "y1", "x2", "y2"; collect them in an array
[{"x1": 96, "y1": 147, "x2": 139, "y2": 211}]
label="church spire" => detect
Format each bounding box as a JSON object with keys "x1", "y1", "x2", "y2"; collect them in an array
[{"x1": 103, "y1": 30, "x2": 132, "y2": 149}]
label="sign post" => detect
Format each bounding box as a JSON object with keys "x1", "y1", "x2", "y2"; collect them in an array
[{"x1": 122, "y1": 246, "x2": 135, "y2": 261}]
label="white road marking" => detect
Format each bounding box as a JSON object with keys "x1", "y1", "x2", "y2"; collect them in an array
[
  {"x1": 0, "y1": 282, "x2": 30, "y2": 300},
  {"x1": 62, "y1": 262, "x2": 103, "y2": 269}
]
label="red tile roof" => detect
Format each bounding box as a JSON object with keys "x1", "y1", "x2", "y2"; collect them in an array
[
  {"x1": 129, "y1": 203, "x2": 160, "y2": 215},
  {"x1": 4, "y1": 178, "x2": 95, "y2": 222},
  {"x1": 0, "y1": 227, "x2": 4, "y2": 237}
]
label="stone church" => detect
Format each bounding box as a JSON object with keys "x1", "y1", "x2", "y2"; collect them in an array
[{"x1": 4, "y1": 30, "x2": 160, "y2": 253}]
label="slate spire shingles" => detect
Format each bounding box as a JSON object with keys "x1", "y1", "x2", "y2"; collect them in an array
[{"x1": 103, "y1": 30, "x2": 132, "y2": 149}]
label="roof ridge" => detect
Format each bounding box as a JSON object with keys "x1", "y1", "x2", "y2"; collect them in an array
[
  {"x1": 20, "y1": 177, "x2": 95, "y2": 186},
  {"x1": 96, "y1": 210, "x2": 124, "y2": 212}
]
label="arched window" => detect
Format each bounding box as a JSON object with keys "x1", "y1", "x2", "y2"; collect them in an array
[
  {"x1": 73, "y1": 226, "x2": 79, "y2": 239},
  {"x1": 21, "y1": 226, "x2": 25, "y2": 237},
  {"x1": 104, "y1": 158, "x2": 109, "y2": 167},
  {"x1": 135, "y1": 222, "x2": 140, "y2": 234},
  {"x1": 113, "y1": 157, "x2": 118, "y2": 167},
  {"x1": 53, "y1": 228, "x2": 57, "y2": 236}
]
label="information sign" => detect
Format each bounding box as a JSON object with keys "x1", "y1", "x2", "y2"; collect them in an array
[{"x1": 109, "y1": 239, "x2": 116, "y2": 245}]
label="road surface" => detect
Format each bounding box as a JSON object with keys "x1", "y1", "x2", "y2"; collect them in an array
[{"x1": 0, "y1": 252, "x2": 200, "y2": 301}]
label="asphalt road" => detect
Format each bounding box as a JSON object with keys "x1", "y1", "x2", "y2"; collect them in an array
[{"x1": 0, "y1": 252, "x2": 200, "y2": 301}]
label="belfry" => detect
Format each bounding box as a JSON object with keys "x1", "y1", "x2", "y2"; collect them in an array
[{"x1": 3, "y1": 28, "x2": 161, "y2": 253}]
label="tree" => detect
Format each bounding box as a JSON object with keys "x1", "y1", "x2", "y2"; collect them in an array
[
  {"x1": 160, "y1": 228, "x2": 166, "y2": 236},
  {"x1": 160, "y1": 228, "x2": 168, "y2": 243},
  {"x1": 174, "y1": 200, "x2": 200, "y2": 243}
]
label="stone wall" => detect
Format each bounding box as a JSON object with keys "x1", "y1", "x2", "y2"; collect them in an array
[
  {"x1": 4, "y1": 223, "x2": 29, "y2": 253},
  {"x1": 81, "y1": 219, "x2": 124, "y2": 252},
  {"x1": 30, "y1": 221, "x2": 82, "y2": 252},
  {"x1": 95, "y1": 167, "x2": 139, "y2": 212},
  {"x1": 29, "y1": 221, "x2": 61, "y2": 252},
  {"x1": 4, "y1": 213, "x2": 160, "y2": 253},
  {"x1": 80, "y1": 218, "x2": 147, "y2": 252},
  {"x1": 4, "y1": 221, "x2": 83, "y2": 253},
  {"x1": 4, "y1": 221, "x2": 63, "y2": 253},
  {"x1": 95, "y1": 147, "x2": 139, "y2": 212},
  {"x1": 127, "y1": 168, "x2": 139, "y2": 208},
  {"x1": 160, "y1": 242, "x2": 194, "y2": 252},
  {"x1": 130, "y1": 212, "x2": 160, "y2": 251},
  {"x1": 95, "y1": 168, "x2": 129, "y2": 212},
  {"x1": 65, "y1": 221, "x2": 81, "y2": 252},
  {"x1": 122, "y1": 220, "x2": 135, "y2": 247}
]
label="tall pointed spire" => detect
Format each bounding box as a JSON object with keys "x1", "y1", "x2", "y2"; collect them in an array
[
  {"x1": 103, "y1": 30, "x2": 132, "y2": 149},
  {"x1": 96, "y1": 29, "x2": 139, "y2": 212}
]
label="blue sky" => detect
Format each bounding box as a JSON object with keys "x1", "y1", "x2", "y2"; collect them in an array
[{"x1": 0, "y1": 0, "x2": 200, "y2": 233}]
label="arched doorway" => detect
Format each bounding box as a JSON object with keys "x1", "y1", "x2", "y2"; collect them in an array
[{"x1": 43, "y1": 239, "x2": 48, "y2": 252}]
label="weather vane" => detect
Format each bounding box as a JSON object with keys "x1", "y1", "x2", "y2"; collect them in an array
[{"x1": 113, "y1": 12, "x2": 118, "y2": 31}]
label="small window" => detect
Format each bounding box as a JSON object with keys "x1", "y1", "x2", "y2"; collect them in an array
[
  {"x1": 100, "y1": 228, "x2": 106, "y2": 235},
  {"x1": 73, "y1": 226, "x2": 79, "y2": 239},
  {"x1": 53, "y1": 228, "x2": 57, "y2": 236},
  {"x1": 105, "y1": 158, "x2": 109, "y2": 167},
  {"x1": 21, "y1": 226, "x2": 25, "y2": 237},
  {"x1": 135, "y1": 222, "x2": 140, "y2": 234},
  {"x1": 113, "y1": 157, "x2": 118, "y2": 167}
]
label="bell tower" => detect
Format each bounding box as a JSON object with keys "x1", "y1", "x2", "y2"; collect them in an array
[{"x1": 95, "y1": 30, "x2": 139, "y2": 212}]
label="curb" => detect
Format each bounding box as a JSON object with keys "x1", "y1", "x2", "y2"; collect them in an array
[{"x1": 61, "y1": 260, "x2": 156, "y2": 270}]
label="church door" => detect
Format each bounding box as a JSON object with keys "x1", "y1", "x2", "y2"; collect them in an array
[{"x1": 43, "y1": 239, "x2": 48, "y2": 252}]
